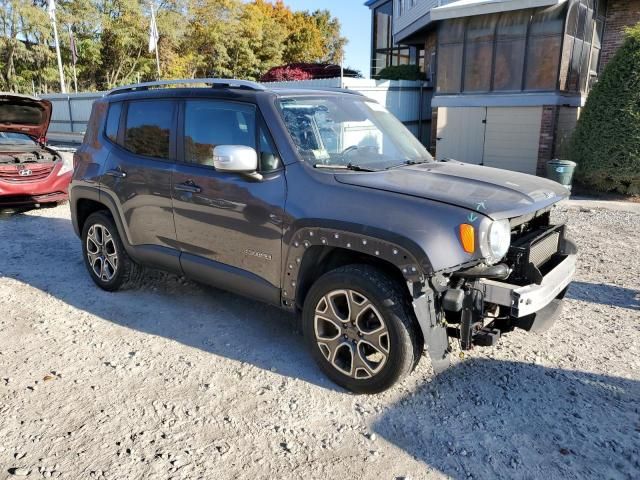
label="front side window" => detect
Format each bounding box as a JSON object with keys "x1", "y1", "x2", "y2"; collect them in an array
[
  {"x1": 277, "y1": 96, "x2": 433, "y2": 170},
  {"x1": 124, "y1": 100, "x2": 174, "y2": 159},
  {"x1": 183, "y1": 100, "x2": 255, "y2": 167}
]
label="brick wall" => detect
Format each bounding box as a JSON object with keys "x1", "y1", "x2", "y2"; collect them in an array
[
  {"x1": 599, "y1": 0, "x2": 640, "y2": 73},
  {"x1": 537, "y1": 105, "x2": 560, "y2": 175}
]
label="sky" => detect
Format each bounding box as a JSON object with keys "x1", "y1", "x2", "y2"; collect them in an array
[{"x1": 281, "y1": 0, "x2": 372, "y2": 78}]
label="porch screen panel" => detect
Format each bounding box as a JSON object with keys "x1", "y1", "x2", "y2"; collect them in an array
[
  {"x1": 464, "y1": 14, "x2": 498, "y2": 92},
  {"x1": 437, "y1": 19, "x2": 466, "y2": 93},
  {"x1": 493, "y1": 10, "x2": 531, "y2": 91},
  {"x1": 525, "y1": 4, "x2": 565, "y2": 90}
]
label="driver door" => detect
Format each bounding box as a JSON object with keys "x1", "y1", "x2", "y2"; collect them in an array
[{"x1": 172, "y1": 99, "x2": 286, "y2": 304}]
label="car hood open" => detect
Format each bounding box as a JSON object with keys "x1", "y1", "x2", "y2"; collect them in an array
[
  {"x1": 0, "y1": 93, "x2": 52, "y2": 140},
  {"x1": 334, "y1": 161, "x2": 569, "y2": 220}
]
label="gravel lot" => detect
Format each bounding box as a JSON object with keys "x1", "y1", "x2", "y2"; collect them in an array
[{"x1": 0, "y1": 203, "x2": 638, "y2": 480}]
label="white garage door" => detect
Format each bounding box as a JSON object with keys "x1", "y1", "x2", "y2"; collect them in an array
[
  {"x1": 434, "y1": 106, "x2": 543, "y2": 175},
  {"x1": 435, "y1": 107, "x2": 486, "y2": 164},
  {"x1": 483, "y1": 107, "x2": 543, "y2": 175}
]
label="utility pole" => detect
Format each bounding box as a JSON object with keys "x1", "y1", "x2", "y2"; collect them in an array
[{"x1": 48, "y1": 0, "x2": 66, "y2": 93}]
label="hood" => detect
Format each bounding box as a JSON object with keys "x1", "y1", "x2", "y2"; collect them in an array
[
  {"x1": 0, "y1": 93, "x2": 52, "y2": 140},
  {"x1": 334, "y1": 161, "x2": 569, "y2": 220}
]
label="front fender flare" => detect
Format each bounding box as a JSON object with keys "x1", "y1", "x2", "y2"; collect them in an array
[{"x1": 281, "y1": 225, "x2": 432, "y2": 307}]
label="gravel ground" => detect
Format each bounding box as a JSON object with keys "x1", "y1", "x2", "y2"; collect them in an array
[{"x1": 0, "y1": 203, "x2": 638, "y2": 480}]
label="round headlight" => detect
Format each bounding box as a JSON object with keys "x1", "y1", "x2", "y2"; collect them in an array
[{"x1": 482, "y1": 219, "x2": 511, "y2": 264}]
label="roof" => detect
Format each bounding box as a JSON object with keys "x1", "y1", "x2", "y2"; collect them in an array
[{"x1": 431, "y1": 0, "x2": 566, "y2": 21}]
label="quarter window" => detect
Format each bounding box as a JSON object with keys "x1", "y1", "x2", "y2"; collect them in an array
[
  {"x1": 105, "y1": 102, "x2": 122, "y2": 143},
  {"x1": 124, "y1": 100, "x2": 174, "y2": 159}
]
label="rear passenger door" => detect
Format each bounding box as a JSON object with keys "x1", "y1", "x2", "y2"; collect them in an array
[
  {"x1": 172, "y1": 99, "x2": 286, "y2": 304},
  {"x1": 101, "y1": 99, "x2": 180, "y2": 271}
]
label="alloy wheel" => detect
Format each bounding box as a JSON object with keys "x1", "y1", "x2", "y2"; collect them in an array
[
  {"x1": 86, "y1": 223, "x2": 119, "y2": 282},
  {"x1": 314, "y1": 289, "x2": 390, "y2": 379}
]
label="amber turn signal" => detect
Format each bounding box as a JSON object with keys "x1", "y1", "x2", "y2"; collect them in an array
[{"x1": 459, "y1": 224, "x2": 475, "y2": 254}]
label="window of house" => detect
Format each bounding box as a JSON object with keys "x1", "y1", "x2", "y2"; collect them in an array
[
  {"x1": 493, "y1": 10, "x2": 530, "y2": 91},
  {"x1": 183, "y1": 100, "x2": 255, "y2": 167},
  {"x1": 105, "y1": 102, "x2": 122, "y2": 143},
  {"x1": 436, "y1": 18, "x2": 465, "y2": 93},
  {"x1": 124, "y1": 100, "x2": 174, "y2": 159},
  {"x1": 562, "y1": 0, "x2": 600, "y2": 94},
  {"x1": 463, "y1": 14, "x2": 498, "y2": 92},
  {"x1": 524, "y1": 4, "x2": 565, "y2": 90}
]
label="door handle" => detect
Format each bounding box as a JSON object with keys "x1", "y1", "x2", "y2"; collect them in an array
[
  {"x1": 436, "y1": 137, "x2": 443, "y2": 141},
  {"x1": 106, "y1": 168, "x2": 127, "y2": 178},
  {"x1": 174, "y1": 182, "x2": 201, "y2": 194}
]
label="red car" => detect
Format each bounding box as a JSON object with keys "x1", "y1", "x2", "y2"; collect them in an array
[{"x1": 0, "y1": 93, "x2": 73, "y2": 208}]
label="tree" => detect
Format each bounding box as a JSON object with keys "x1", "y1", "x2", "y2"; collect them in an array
[
  {"x1": 569, "y1": 23, "x2": 640, "y2": 195},
  {"x1": 0, "y1": 0, "x2": 348, "y2": 92}
]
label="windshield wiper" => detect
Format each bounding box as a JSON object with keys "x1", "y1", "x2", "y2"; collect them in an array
[
  {"x1": 314, "y1": 162, "x2": 377, "y2": 172},
  {"x1": 385, "y1": 159, "x2": 431, "y2": 170}
]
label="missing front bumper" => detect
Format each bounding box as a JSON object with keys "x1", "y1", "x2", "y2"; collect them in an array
[{"x1": 476, "y1": 249, "x2": 576, "y2": 319}]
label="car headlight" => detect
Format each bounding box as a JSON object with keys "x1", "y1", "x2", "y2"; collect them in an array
[
  {"x1": 481, "y1": 219, "x2": 511, "y2": 264},
  {"x1": 57, "y1": 152, "x2": 74, "y2": 176}
]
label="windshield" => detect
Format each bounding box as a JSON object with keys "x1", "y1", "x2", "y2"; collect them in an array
[
  {"x1": 277, "y1": 96, "x2": 433, "y2": 170},
  {"x1": 0, "y1": 132, "x2": 36, "y2": 145}
]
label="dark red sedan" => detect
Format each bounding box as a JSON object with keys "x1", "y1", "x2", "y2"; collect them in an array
[{"x1": 0, "y1": 93, "x2": 73, "y2": 208}]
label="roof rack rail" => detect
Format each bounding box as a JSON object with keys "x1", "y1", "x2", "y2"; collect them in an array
[
  {"x1": 107, "y1": 78, "x2": 267, "y2": 96},
  {"x1": 307, "y1": 87, "x2": 365, "y2": 97}
]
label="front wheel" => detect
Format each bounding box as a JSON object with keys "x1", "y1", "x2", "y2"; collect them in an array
[{"x1": 302, "y1": 265, "x2": 422, "y2": 394}]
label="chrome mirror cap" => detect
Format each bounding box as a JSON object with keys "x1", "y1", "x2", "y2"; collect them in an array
[{"x1": 213, "y1": 145, "x2": 258, "y2": 173}]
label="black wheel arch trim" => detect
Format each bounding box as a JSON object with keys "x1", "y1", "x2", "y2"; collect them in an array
[{"x1": 282, "y1": 221, "x2": 434, "y2": 308}]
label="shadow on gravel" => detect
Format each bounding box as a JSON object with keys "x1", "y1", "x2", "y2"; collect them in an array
[
  {"x1": 568, "y1": 281, "x2": 640, "y2": 311},
  {"x1": 0, "y1": 213, "x2": 340, "y2": 392},
  {"x1": 373, "y1": 359, "x2": 640, "y2": 480}
]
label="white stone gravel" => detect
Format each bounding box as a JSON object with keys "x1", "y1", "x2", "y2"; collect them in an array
[{"x1": 0, "y1": 203, "x2": 638, "y2": 480}]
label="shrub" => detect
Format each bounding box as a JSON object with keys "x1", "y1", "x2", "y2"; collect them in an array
[
  {"x1": 376, "y1": 64, "x2": 426, "y2": 81},
  {"x1": 569, "y1": 23, "x2": 640, "y2": 195},
  {"x1": 260, "y1": 63, "x2": 361, "y2": 82}
]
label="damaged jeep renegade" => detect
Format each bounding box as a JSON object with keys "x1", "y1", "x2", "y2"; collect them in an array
[{"x1": 70, "y1": 79, "x2": 577, "y2": 393}]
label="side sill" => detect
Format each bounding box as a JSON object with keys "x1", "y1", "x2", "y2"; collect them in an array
[{"x1": 180, "y1": 253, "x2": 281, "y2": 307}]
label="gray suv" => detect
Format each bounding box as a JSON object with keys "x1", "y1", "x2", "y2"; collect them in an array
[{"x1": 70, "y1": 79, "x2": 577, "y2": 393}]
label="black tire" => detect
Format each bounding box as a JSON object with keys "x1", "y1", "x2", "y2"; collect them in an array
[
  {"x1": 81, "y1": 210, "x2": 143, "y2": 291},
  {"x1": 302, "y1": 264, "x2": 422, "y2": 394}
]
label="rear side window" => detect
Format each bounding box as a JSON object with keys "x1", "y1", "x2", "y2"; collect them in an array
[
  {"x1": 124, "y1": 100, "x2": 174, "y2": 159},
  {"x1": 105, "y1": 102, "x2": 122, "y2": 143},
  {"x1": 184, "y1": 100, "x2": 256, "y2": 167}
]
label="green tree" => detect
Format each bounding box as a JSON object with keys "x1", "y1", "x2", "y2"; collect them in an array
[{"x1": 569, "y1": 23, "x2": 640, "y2": 195}]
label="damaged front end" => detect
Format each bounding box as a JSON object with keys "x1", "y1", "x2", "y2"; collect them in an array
[{"x1": 413, "y1": 211, "x2": 577, "y2": 372}]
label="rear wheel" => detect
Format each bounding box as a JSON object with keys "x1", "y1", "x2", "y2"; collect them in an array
[
  {"x1": 81, "y1": 211, "x2": 142, "y2": 291},
  {"x1": 302, "y1": 265, "x2": 422, "y2": 394}
]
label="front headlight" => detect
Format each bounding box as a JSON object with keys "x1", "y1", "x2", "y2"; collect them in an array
[
  {"x1": 481, "y1": 219, "x2": 511, "y2": 264},
  {"x1": 57, "y1": 152, "x2": 74, "y2": 176}
]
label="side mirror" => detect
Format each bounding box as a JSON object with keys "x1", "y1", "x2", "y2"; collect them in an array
[{"x1": 213, "y1": 145, "x2": 258, "y2": 173}]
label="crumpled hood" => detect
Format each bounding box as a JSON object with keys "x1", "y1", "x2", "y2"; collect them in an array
[
  {"x1": 334, "y1": 161, "x2": 569, "y2": 220},
  {"x1": 0, "y1": 93, "x2": 52, "y2": 140}
]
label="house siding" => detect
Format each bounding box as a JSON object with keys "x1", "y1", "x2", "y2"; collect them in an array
[{"x1": 394, "y1": 0, "x2": 439, "y2": 34}]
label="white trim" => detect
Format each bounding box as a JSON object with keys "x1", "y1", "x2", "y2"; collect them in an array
[
  {"x1": 431, "y1": 0, "x2": 567, "y2": 21},
  {"x1": 432, "y1": 93, "x2": 586, "y2": 107}
]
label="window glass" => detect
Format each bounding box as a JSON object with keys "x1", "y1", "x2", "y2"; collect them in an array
[
  {"x1": 529, "y1": 4, "x2": 565, "y2": 36},
  {"x1": 184, "y1": 100, "x2": 255, "y2": 167},
  {"x1": 494, "y1": 38, "x2": 526, "y2": 90},
  {"x1": 492, "y1": 10, "x2": 530, "y2": 91},
  {"x1": 105, "y1": 102, "x2": 122, "y2": 143},
  {"x1": 463, "y1": 15, "x2": 497, "y2": 92},
  {"x1": 258, "y1": 121, "x2": 281, "y2": 172},
  {"x1": 437, "y1": 44, "x2": 463, "y2": 93},
  {"x1": 439, "y1": 19, "x2": 466, "y2": 44},
  {"x1": 525, "y1": 36, "x2": 562, "y2": 90},
  {"x1": 464, "y1": 42, "x2": 494, "y2": 91},
  {"x1": 124, "y1": 101, "x2": 173, "y2": 159},
  {"x1": 496, "y1": 10, "x2": 530, "y2": 39}
]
